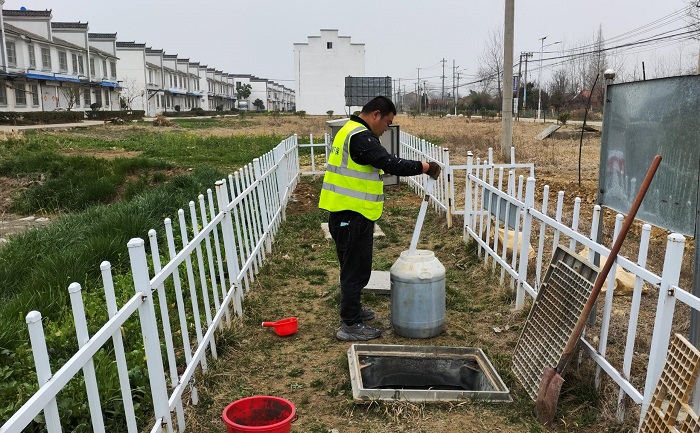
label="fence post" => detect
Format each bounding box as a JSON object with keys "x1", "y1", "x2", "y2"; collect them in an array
[
  {"x1": 464, "y1": 151, "x2": 474, "y2": 242},
  {"x1": 25, "y1": 311, "x2": 62, "y2": 433},
  {"x1": 215, "y1": 180, "x2": 243, "y2": 317},
  {"x1": 516, "y1": 177, "x2": 536, "y2": 310},
  {"x1": 67, "y1": 283, "x2": 106, "y2": 433},
  {"x1": 274, "y1": 144, "x2": 288, "y2": 221},
  {"x1": 641, "y1": 233, "x2": 685, "y2": 422},
  {"x1": 127, "y1": 238, "x2": 173, "y2": 433},
  {"x1": 444, "y1": 147, "x2": 452, "y2": 228},
  {"x1": 254, "y1": 158, "x2": 272, "y2": 253}
]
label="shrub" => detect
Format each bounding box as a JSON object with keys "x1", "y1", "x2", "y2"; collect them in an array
[
  {"x1": 85, "y1": 110, "x2": 145, "y2": 121},
  {"x1": 152, "y1": 115, "x2": 173, "y2": 127},
  {"x1": 295, "y1": 110, "x2": 306, "y2": 118},
  {"x1": 174, "y1": 104, "x2": 181, "y2": 112},
  {"x1": 558, "y1": 112, "x2": 571, "y2": 124},
  {"x1": 191, "y1": 107, "x2": 206, "y2": 116},
  {"x1": 90, "y1": 102, "x2": 102, "y2": 112},
  {"x1": 326, "y1": 110, "x2": 334, "y2": 119},
  {"x1": 0, "y1": 111, "x2": 84, "y2": 125},
  {"x1": 216, "y1": 105, "x2": 224, "y2": 112},
  {"x1": 460, "y1": 109, "x2": 473, "y2": 118}
]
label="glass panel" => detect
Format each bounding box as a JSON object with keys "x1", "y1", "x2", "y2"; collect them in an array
[{"x1": 599, "y1": 75, "x2": 700, "y2": 235}]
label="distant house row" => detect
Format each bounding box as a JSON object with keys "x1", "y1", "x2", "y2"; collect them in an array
[{"x1": 0, "y1": 4, "x2": 295, "y2": 115}]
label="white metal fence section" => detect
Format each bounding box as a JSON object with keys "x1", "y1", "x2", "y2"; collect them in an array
[
  {"x1": 0, "y1": 135, "x2": 300, "y2": 433},
  {"x1": 462, "y1": 150, "x2": 698, "y2": 424}
]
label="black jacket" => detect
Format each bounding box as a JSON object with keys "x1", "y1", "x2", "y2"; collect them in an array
[{"x1": 348, "y1": 115, "x2": 424, "y2": 177}]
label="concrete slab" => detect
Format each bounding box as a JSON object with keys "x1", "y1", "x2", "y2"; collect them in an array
[
  {"x1": 362, "y1": 271, "x2": 391, "y2": 294},
  {"x1": 535, "y1": 124, "x2": 561, "y2": 140},
  {"x1": 321, "y1": 222, "x2": 385, "y2": 240}
]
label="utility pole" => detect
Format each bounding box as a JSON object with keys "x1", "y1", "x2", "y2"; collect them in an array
[
  {"x1": 522, "y1": 52, "x2": 532, "y2": 110},
  {"x1": 441, "y1": 58, "x2": 446, "y2": 110},
  {"x1": 453, "y1": 60, "x2": 457, "y2": 115},
  {"x1": 536, "y1": 36, "x2": 547, "y2": 121},
  {"x1": 397, "y1": 78, "x2": 401, "y2": 111},
  {"x1": 515, "y1": 52, "x2": 523, "y2": 119},
  {"x1": 501, "y1": 0, "x2": 514, "y2": 161},
  {"x1": 423, "y1": 80, "x2": 428, "y2": 112},
  {"x1": 417, "y1": 67, "x2": 421, "y2": 113}
]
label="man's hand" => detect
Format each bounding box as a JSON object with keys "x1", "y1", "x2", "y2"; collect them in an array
[{"x1": 426, "y1": 161, "x2": 441, "y2": 180}]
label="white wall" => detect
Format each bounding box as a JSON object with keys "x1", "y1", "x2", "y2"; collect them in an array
[
  {"x1": 115, "y1": 47, "x2": 147, "y2": 111},
  {"x1": 249, "y1": 79, "x2": 267, "y2": 111},
  {"x1": 294, "y1": 29, "x2": 364, "y2": 115}
]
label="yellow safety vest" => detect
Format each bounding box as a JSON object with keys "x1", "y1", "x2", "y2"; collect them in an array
[{"x1": 318, "y1": 119, "x2": 384, "y2": 221}]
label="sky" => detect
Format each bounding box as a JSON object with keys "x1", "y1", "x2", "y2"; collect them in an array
[{"x1": 4, "y1": 0, "x2": 698, "y2": 92}]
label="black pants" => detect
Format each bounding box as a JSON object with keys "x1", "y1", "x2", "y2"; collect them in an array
[{"x1": 328, "y1": 210, "x2": 374, "y2": 325}]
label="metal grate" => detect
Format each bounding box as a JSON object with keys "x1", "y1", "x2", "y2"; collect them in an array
[
  {"x1": 512, "y1": 246, "x2": 599, "y2": 400},
  {"x1": 640, "y1": 333, "x2": 700, "y2": 433}
]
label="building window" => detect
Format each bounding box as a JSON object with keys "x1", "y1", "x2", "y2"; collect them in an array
[
  {"x1": 15, "y1": 82, "x2": 26, "y2": 105},
  {"x1": 28, "y1": 45, "x2": 36, "y2": 69},
  {"x1": 89, "y1": 57, "x2": 95, "y2": 75},
  {"x1": 102, "y1": 59, "x2": 107, "y2": 78},
  {"x1": 6, "y1": 41, "x2": 16, "y2": 66},
  {"x1": 71, "y1": 53, "x2": 78, "y2": 74},
  {"x1": 327, "y1": 42, "x2": 332, "y2": 49},
  {"x1": 110, "y1": 61, "x2": 116, "y2": 79},
  {"x1": 78, "y1": 55, "x2": 84, "y2": 75},
  {"x1": 0, "y1": 81, "x2": 6, "y2": 105},
  {"x1": 83, "y1": 88, "x2": 91, "y2": 106},
  {"x1": 41, "y1": 47, "x2": 51, "y2": 69},
  {"x1": 30, "y1": 84, "x2": 39, "y2": 106},
  {"x1": 58, "y1": 51, "x2": 68, "y2": 72},
  {"x1": 94, "y1": 88, "x2": 102, "y2": 106},
  {"x1": 148, "y1": 70, "x2": 153, "y2": 84}
]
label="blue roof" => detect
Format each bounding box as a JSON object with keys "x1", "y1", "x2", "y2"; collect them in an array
[{"x1": 25, "y1": 73, "x2": 81, "y2": 83}]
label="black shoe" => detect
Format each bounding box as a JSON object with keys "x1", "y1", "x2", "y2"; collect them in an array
[
  {"x1": 336, "y1": 322, "x2": 381, "y2": 341},
  {"x1": 360, "y1": 306, "x2": 376, "y2": 321}
]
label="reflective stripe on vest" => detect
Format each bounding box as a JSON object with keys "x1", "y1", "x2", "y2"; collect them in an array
[{"x1": 318, "y1": 119, "x2": 384, "y2": 221}]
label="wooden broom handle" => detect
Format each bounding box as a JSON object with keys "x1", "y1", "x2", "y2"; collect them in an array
[{"x1": 556, "y1": 154, "x2": 662, "y2": 372}]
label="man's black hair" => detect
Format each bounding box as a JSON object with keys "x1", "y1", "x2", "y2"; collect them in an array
[{"x1": 361, "y1": 96, "x2": 397, "y2": 116}]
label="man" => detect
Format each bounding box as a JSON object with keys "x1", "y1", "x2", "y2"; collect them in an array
[{"x1": 318, "y1": 96, "x2": 441, "y2": 341}]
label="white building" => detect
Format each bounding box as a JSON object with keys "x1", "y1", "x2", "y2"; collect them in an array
[
  {"x1": 293, "y1": 29, "x2": 364, "y2": 115},
  {"x1": 0, "y1": 3, "x2": 292, "y2": 115}
]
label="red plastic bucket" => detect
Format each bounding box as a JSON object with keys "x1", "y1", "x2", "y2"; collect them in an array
[{"x1": 222, "y1": 396, "x2": 296, "y2": 433}]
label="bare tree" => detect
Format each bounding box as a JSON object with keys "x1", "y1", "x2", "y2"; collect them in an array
[
  {"x1": 119, "y1": 76, "x2": 144, "y2": 110},
  {"x1": 586, "y1": 26, "x2": 607, "y2": 104},
  {"x1": 60, "y1": 84, "x2": 81, "y2": 110},
  {"x1": 476, "y1": 28, "x2": 504, "y2": 102},
  {"x1": 547, "y1": 68, "x2": 569, "y2": 113}
]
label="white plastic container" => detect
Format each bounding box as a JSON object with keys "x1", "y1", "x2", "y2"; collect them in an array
[{"x1": 390, "y1": 249, "x2": 446, "y2": 338}]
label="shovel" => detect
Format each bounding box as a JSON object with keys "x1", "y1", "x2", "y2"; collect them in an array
[
  {"x1": 534, "y1": 154, "x2": 662, "y2": 426},
  {"x1": 408, "y1": 177, "x2": 436, "y2": 255}
]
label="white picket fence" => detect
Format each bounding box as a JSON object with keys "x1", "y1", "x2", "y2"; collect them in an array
[
  {"x1": 5, "y1": 126, "x2": 697, "y2": 430},
  {"x1": 461, "y1": 149, "x2": 700, "y2": 423},
  {"x1": 0, "y1": 134, "x2": 300, "y2": 433}
]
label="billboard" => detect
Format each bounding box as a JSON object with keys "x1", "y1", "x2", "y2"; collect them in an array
[{"x1": 345, "y1": 76, "x2": 392, "y2": 107}]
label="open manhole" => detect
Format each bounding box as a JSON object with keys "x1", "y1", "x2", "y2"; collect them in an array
[{"x1": 347, "y1": 344, "x2": 512, "y2": 403}]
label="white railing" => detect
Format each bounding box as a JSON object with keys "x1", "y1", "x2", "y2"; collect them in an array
[
  {"x1": 0, "y1": 134, "x2": 300, "y2": 433},
  {"x1": 461, "y1": 149, "x2": 699, "y2": 424}
]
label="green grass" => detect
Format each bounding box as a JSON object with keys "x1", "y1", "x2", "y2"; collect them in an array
[{"x1": 15, "y1": 129, "x2": 283, "y2": 172}]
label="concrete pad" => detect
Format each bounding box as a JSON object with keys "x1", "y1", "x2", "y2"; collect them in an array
[
  {"x1": 321, "y1": 223, "x2": 385, "y2": 240},
  {"x1": 362, "y1": 271, "x2": 391, "y2": 294},
  {"x1": 535, "y1": 124, "x2": 561, "y2": 140}
]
